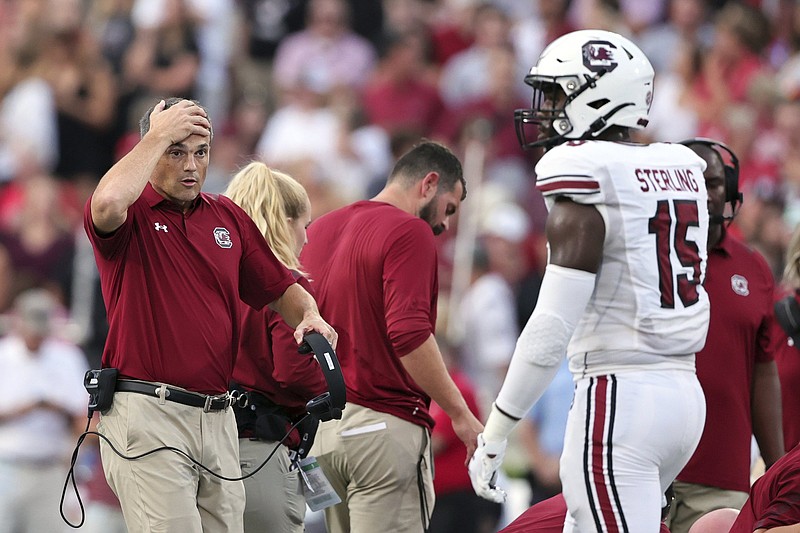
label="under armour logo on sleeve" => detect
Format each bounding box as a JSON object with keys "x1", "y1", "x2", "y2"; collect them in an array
[{"x1": 154, "y1": 222, "x2": 168, "y2": 232}]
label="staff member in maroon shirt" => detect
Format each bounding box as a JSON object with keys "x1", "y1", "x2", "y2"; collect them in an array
[
  {"x1": 301, "y1": 141, "x2": 484, "y2": 533},
  {"x1": 668, "y1": 139, "x2": 785, "y2": 533},
  {"x1": 83, "y1": 97, "x2": 336, "y2": 533},
  {"x1": 223, "y1": 162, "x2": 328, "y2": 532}
]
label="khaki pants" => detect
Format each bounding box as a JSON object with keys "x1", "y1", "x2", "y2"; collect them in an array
[
  {"x1": 99, "y1": 392, "x2": 245, "y2": 533},
  {"x1": 310, "y1": 403, "x2": 434, "y2": 533},
  {"x1": 239, "y1": 439, "x2": 305, "y2": 533},
  {"x1": 667, "y1": 480, "x2": 749, "y2": 533}
]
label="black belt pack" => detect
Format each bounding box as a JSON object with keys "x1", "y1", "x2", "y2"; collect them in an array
[
  {"x1": 230, "y1": 387, "x2": 318, "y2": 458},
  {"x1": 232, "y1": 389, "x2": 291, "y2": 440}
]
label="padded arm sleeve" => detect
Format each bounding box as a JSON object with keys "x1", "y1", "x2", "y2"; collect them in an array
[{"x1": 483, "y1": 264, "x2": 596, "y2": 442}]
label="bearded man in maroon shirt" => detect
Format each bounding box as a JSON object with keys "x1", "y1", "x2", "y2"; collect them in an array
[
  {"x1": 668, "y1": 139, "x2": 785, "y2": 533},
  {"x1": 301, "y1": 140, "x2": 484, "y2": 533},
  {"x1": 83, "y1": 97, "x2": 337, "y2": 533}
]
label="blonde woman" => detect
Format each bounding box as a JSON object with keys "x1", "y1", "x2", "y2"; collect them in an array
[{"x1": 224, "y1": 162, "x2": 328, "y2": 533}]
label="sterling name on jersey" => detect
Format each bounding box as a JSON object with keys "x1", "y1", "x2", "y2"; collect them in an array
[{"x1": 536, "y1": 141, "x2": 710, "y2": 374}]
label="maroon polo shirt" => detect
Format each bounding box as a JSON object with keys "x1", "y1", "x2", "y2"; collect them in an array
[
  {"x1": 677, "y1": 230, "x2": 776, "y2": 492},
  {"x1": 301, "y1": 201, "x2": 437, "y2": 430},
  {"x1": 84, "y1": 183, "x2": 295, "y2": 394},
  {"x1": 232, "y1": 275, "x2": 328, "y2": 416},
  {"x1": 729, "y1": 442, "x2": 800, "y2": 532}
]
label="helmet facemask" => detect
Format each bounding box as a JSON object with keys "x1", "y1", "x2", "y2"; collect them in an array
[{"x1": 515, "y1": 71, "x2": 614, "y2": 150}]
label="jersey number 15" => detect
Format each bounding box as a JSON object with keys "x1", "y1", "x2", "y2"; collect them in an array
[{"x1": 648, "y1": 199, "x2": 702, "y2": 309}]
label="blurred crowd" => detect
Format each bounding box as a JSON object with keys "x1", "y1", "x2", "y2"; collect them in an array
[{"x1": 2, "y1": 0, "x2": 800, "y2": 530}]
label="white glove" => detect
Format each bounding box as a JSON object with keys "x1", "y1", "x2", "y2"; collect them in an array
[{"x1": 468, "y1": 433, "x2": 508, "y2": 503}]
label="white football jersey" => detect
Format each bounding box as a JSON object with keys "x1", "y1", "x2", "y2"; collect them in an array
[{"x1": 535, "y1": 141, "x2": 710, "y2": 374}]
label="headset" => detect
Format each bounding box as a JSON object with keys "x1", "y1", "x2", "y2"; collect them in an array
[
  {"x1": 775, "y1": 291, "x2": 800, "y2": 348},
  {"x1": 300, "y1": 332, "x2": 346, "y2": 421},
  {"x1": 63, "y1": 333, "x2": 345, "y2": 528},
  {"x1": 679, "y1": 137, "x2": 743, "y2": 222}
]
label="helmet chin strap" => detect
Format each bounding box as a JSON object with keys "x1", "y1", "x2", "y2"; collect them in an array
[{"x1": 587, "y1": 103, "x2": 634, "y2": 136}]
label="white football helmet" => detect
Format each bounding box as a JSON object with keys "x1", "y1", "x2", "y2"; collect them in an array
[{"x1": 514, "y1": 29, "x2": 655, "y2": 149}]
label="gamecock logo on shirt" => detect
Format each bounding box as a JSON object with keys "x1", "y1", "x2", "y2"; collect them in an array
[
  {"x1": 731, "y1": 274, "x2": 749, "y2": 296},
  {"x1": 582, "y1": 40, "x2": 618, "y2": 73},
  {"x1": 214, "y1": 227, "x2": 233, "y2": 249}
]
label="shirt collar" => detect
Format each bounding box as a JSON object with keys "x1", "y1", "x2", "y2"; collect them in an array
[
  {"x1": 710, "y1": 226, "x2": 733, "y2": 257},
  {"x1": 143, "y1": 182, "x2": 209, "y2": 211}
]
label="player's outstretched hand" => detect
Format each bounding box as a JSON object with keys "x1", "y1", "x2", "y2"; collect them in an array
[{"x1": 468, "y1": 433, "x2": 508, "y2": 503}]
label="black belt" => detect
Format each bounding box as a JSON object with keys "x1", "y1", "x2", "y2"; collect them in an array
[{"x1": 115, "y1": 379, "x2": 235, "y2": 412}]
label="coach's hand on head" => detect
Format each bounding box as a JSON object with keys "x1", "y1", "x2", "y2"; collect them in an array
[{"x1": 148, "y1": 99, "x2": 212, "y2": 145}]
